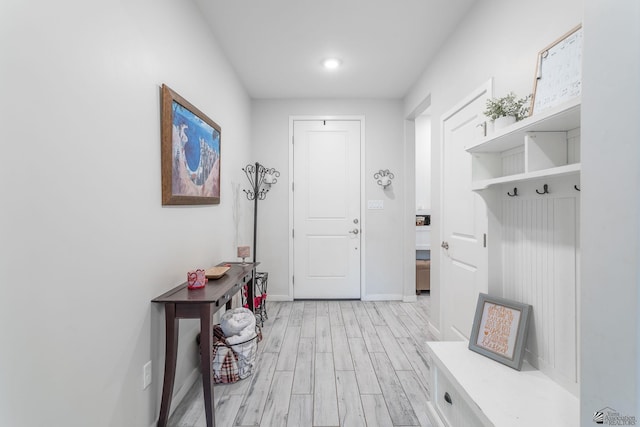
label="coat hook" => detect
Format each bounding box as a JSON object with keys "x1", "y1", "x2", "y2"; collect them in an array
[
  {"x1": 535, "y1": 184, "x2": 549, "y2": 195},
  {"x1": 574, "y1": 185, "x2": 580, "y2": 191},
  {"x1": 507, "y1": 187, "x2": 518, "y2": 197}
]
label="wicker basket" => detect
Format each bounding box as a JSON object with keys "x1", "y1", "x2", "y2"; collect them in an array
[{"x1": 210, "y1": 324, "x2": 261, "y2": 384}]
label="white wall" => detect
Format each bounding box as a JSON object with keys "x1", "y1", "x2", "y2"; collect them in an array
[
  {"x1": 0, "y1": 1, "x2": 252, "y2": 426},
  {"x1": 403, "y1": 0, "x2": 583, "y2": 337},
  {"x1": 415, "y1": 115, "x2": 432, "y2": 212},
  {"x1": 250, "y1": 99, "x2": 405, "y2": 300},
  {"x1": 581, "y1": 0, "x2": 640, "y2": 420}
]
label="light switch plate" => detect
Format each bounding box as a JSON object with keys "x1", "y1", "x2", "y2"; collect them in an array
[{"x1": 367, "y1": 200, "x2": 384, "y2": 210}]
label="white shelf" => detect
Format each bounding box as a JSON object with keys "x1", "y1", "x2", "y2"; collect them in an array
[
  {"x1": 468, "y1": 97, "x2": 581, "y2": 190},
  {"x1": 471, "y1": 163, "x2": 581, "y2": 190},
  {"x1": 467, "y1": 97, "x2": 581, "y2": 154}
]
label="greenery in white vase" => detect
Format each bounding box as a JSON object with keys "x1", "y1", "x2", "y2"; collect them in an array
[{"x1": 484, "y1": 92, "x2": 532, "y2": 121}]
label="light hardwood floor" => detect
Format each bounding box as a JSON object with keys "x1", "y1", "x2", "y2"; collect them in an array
[{"x1": 168, "y1": 296, "x2": 436, "y2": 427}]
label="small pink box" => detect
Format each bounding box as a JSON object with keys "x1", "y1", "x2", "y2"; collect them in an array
[{"x1": 187, "y1": 269, "x2": 208, "y2": 289}]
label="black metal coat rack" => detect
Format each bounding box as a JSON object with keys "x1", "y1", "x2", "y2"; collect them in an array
[{"x1": 242, "y1": 162, "x2": 280, "y2": 263}]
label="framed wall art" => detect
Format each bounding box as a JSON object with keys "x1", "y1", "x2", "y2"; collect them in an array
[
  {"x1": 469, "y1": 293, "x2": 532, "y2": 370},
  {"x1": 161, "y1": 84, "x2": 221, "y2": 205},
  {"x1": 530, "y1": 24, "x2": 583, "y2": 115}
]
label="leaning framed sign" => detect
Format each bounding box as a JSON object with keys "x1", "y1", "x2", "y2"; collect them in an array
[
  {"x1": 161, "y1": 84, "x2": 221, "y2": 205},
  {"x1": 469, "y1": 293, "x2": 532, "y2": 370}
]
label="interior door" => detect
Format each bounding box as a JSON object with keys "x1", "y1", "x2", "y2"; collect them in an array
[
  {"x1": 440, "y1": 82, "x2": 491, "y2": 340},
  {"x1": 293, "y1": 120, "x2": 361, "y2": 299}
]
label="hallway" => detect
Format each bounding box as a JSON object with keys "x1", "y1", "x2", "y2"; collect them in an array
[{"x1": 169, "y1": 297, "x2": 435, "y2": 426}]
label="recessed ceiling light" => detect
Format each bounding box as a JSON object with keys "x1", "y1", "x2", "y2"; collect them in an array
[{"x1": 322, "y1": 58, "x2": 342, "y2": 70}]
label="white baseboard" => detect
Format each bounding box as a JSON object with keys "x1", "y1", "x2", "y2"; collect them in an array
[
  {"x1": 266, "y1": 294, "x2": 294, "y2": 302},
  {"x1": 361, "y1": 294, "x2": 403, "y2": 301},
  {"x1": 428, "y1": 321, "x2": 441, "y2": 341},
  {"x1": 268, "y1": 294, "x2": 419, "y2": 302},
  {"x1": 403, "y1": 294, "x2": 418, "y2": 302}
]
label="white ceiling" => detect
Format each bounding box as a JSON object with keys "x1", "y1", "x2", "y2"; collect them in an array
[{"x1": 195, "y1": 0, "x2": 478, "y2": 99}]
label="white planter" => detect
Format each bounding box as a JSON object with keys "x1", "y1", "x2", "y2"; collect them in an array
[{"x1": 494, "y1": 115, "x2": 516, "y2": 130}]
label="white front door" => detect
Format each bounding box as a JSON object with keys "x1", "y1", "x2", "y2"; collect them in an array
[
  {"x1": 440, "y1": 81, "x2": 491, "y2": 340},
  {"x1": 293, "y1": 120, "x2": 361, "y2": 299}
]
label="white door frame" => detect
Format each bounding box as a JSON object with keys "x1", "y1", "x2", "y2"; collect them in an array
[{"x1": 288, "y1": 115, "x2": 366, "y2": 300}]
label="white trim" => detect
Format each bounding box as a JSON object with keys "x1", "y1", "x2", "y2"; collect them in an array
[
  {"x1": 438, "y1": 78, "x2": 493, "y2": 338},
  {"x1": 288, "y1": 115, "x2": 366, "y2": 300},
  {"x1": 404, "y1": 99, "x2": 430, "y2": 305},
  {"x1": 403, "y1": 295, "x2": 418, "y2": 303},
  {"x1": 450, "y1": 326, "x2": 468, "y2": 342},
  {"x1": 266, "y1": 294, "x2": 294, "y2": 302},
  {"x1": 362, "y1": 293, "x2": 404, "y2": 301},
  {"x1": 428, "y1": 321, "x2": 442, "y2": 341}
]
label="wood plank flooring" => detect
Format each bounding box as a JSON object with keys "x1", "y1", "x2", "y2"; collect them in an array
[{"x1": 168, "y1": 296, "x2": 435, "y2": 427}]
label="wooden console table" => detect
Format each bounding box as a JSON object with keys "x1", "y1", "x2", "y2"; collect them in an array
[{"x1": 152, "y1": 262, "x2": 258, "y2": 427}]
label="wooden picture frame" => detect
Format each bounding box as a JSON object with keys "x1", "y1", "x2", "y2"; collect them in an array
[
  {"x1": 530, "y1": 24, "x2": 583, "y2": 116},
  {"x1": 469, "y1": 293, "x2": 532, "y2": 370},
  {"x1": 161, "y1": 84, "x2": 221, "y2": 205}
]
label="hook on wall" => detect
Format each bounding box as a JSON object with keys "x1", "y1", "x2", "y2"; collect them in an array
[
  {"x1": 535, "y1": 184, "x2": 549, "y2": 195},
  {"x1": 374, "y1": 169, "x2": 394, "y2": 188},
  {"x1": 574, "y1": 185, "x2": 581, "y2": 191},
  {"x1": 507, "y1": 187, "x2": 518, "y2": 197}
]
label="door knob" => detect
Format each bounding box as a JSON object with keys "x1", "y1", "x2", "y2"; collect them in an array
[
  {"x1": 441, "y1": 241, "x2": 449, "y2": 250},
  {"x1": 349, "y1": 229, "x2": 359, "y2": 235}
]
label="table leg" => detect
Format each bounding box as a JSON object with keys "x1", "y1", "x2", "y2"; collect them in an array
[
  {"x1": 199, "y1": 303, "x2": 215, "y2": 427},
  {"x1": 247, "y1": 269, "x2": 255, "y2": 311},
  {"x1": 158, "y1": 303, "x2": 178, "y2": 427}
]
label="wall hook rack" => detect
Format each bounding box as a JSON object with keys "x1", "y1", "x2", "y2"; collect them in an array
[
  {"x1": 507, "y1": 187, "x2": 518, "y2": 197},
  {"x1": 374, "y1": 169, "x2": 394, "y2": 188},
  {"x1": 574, "y1": 185, "x2": 580, "y2": 191},
  {"x1": 536, "y1": 184, "x2": 549, "y2": 195}
]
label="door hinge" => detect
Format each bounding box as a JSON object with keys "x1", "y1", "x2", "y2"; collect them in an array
[
  {"x1": 483, "y1": 233, "x2": 487, "y2": 248},
  {"x1": 292, "y1": 276, "x2": 295, "y2": 285},
  {"x1": 292, "y1": 229, "x2": 294, "y2": 238},
  {"x1": 292, "y1": 182, "x2": 294, "y2": 192}
]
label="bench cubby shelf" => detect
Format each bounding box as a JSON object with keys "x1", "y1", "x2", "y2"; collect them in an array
[{"x1": 467, "y1": 98, "x2": 581, "y2": 190}]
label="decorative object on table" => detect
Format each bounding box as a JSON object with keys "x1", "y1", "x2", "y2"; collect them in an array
[
  {"x1": 237, "y1": 246, "x2": 250, "y2": 264},
  {"x1": 374, "y1": 169, "x2": 394, "y2": 188},
  {"x1": 531, "y1": 25, "x2": 583, "y2": 115},
  {"x1": 468, "y1": 293, "x2": 532, "y2": 370},
  {"x1": 483, "y1": 92, "x2": 532, "y2": 131},
  {"x1": 160, "y1": 84, "x2": 221, "y2": 205},
  {"x1": 204, "y1": 266, "x2": 230, "y2": 280},
  {"x1": 242, "y1": 162, "x2": 280, "y2": 263},
  {"x1": 187, "y1": 269, "x2": 208, "y2": 289}
]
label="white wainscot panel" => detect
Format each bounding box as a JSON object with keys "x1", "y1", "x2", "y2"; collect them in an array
[{"x1": 500, "y1": 180, "x2": 579, "y2": 395}]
